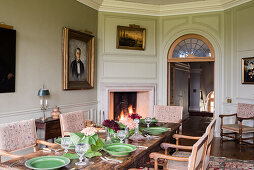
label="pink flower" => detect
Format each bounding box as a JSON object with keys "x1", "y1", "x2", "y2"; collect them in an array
[
  {"x1": 120, "y1": 117, "x2": 135, "y2": 130},
  {"x1": 81, "y1": 127, "x2": 97, "y2": 136}
]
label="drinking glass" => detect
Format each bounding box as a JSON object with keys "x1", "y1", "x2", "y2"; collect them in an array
[
  {"x1": 145, "y1": 117, "x2": 152, "y2": 128},
  {"x1": 61, "y1": 137, "x2": 72, "y2": 154},
  {"x1": 117, "y1": 130, "x2": 126, "y2": 143},
  {"x1": 75, "y1": 143, "x2": 90, "y2": 166}
]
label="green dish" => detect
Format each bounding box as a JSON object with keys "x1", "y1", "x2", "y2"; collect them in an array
[
  {"x1": 25, "y1": 156, "x2": 70, "y2": 170},
  {"x1": 103, "y1": 143, "x2": 136, "y2": 157},
  {"x1": 140, "y1": 119, "x2": 158, "y2": 125},
  {"x1": 55, "y1": 137, "x2": 75, "y2": 149},
  {"x1": 144, "y1": 127, "x2": 169, "y2": 135}
]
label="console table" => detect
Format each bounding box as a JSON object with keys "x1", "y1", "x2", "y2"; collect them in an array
[{"x1": 35, "y1": 117, "x2": 61, "y2": 141}]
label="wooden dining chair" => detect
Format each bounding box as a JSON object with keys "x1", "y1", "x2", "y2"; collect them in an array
[
  {"x1": 0, "y1": 119, "x2": 56, "y2": 163},
  {"x1": 219, "y1": 103, "x2": 254, "y2": 149},
  {"x1": 154, "y1": 105, "x2": 183, "y2": 123},
  {"x1": 150, "y1": 132, "x2": 208, "y2": 170},
  {"x1": 172, "y1": 119, "x2": 216, "y2": 170},
  {"x1": 59, "y1": 110, "x2": 86, "y2": 137}
]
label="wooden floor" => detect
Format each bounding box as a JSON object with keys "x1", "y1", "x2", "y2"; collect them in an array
[{"x1": 181, "y1": 116, "x2": 254, "y2": 160}]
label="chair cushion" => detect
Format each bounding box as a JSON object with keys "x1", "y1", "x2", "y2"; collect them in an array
[
  {"x1": 172, "y1": 151, "x2": 191, "y2": 157},
  {"x1": 222, "y1": 124, "x2": 254, "y2": 133},
  {"x1": 166, "y1": 159, "x2": 188, "y2": 170},
  {"x1": 0, "y1": 119, "x2": 37, "y2": 152}
]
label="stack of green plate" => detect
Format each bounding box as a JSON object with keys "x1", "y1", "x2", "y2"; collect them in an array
[
  {"x1": 103, "y1": 143, "x2": 136, "y2": 157},
  {"x1": 140, "y1": 119, "x2": 158, "y2": 125},
  {"x1": 55, "y1": 137, "x2": 75, "y2": 149},
  {"x1": 144, "y1": 127, "x2": 169, "y2": 135},
  {"x1": 25, "y1": 156, "x2": 70, "y2": 169}
]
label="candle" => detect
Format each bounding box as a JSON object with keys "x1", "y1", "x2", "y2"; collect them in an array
[
  {"x1": 45, "y1": 99, "x2": 48, "y2": 107},
  {"x1": 40, "y1": 99, "x2": 43, "y2": 106}
]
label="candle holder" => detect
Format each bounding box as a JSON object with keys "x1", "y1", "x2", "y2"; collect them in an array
[{"x1": 38, "y1": 88, "x2": 50, "y2": 122}]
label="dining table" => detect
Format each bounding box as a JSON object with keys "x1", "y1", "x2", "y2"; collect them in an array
[{"x1": 0, "y1": 122, "x2": 180, "y2": 170}]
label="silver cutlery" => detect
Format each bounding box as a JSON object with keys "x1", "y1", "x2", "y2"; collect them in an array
[{"x1": 100, "y1": 156, "x2": 122, "y2": 163}]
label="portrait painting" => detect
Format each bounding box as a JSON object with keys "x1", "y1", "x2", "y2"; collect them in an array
[
  {"x1": 0, "y1": 27, "x2": 16, "y2": 93},
  {"x1": 63, "y1": 28, "x2": 94, "y2": 90},
  {"x1": 116, "y1": 25, "x2": 146, "y2": 50},
  {"x1": 242, "y1": 57, "x2": 254, "y2": 84}
]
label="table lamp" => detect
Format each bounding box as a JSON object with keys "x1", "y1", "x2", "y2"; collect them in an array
[{"x1": 38, "y1": 88, "x2": 50, "y2": 121}]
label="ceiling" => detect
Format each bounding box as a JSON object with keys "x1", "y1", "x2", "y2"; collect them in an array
[
  {"x1": 77, "y1": 0, "x2": 251, "y2": 16},
  {"x1": 117, "y1": 0, "x2": 205, "y2": 5}
]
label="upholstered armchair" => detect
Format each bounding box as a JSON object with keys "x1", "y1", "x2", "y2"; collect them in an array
[
  {"x1": 220, "y1": 103, "x2": 254, "y2": 149},
  {"x1": 59, "y1": 110, "x2": 86, "y2": 137},
  {"x1": 150, "y1": 132, "x2": 208, "y2": 170},
  {"x1": 0, "y1": 119, "x2": 57, "y2": 163}
]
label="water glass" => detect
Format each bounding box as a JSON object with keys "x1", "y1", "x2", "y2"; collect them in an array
[
  {"x1": 117, "y1": 130, "x2": 126, "y2": 143},
  {"x1": 61, "y1": 137, "x2": 72, "y2": 154},
  {"x1": 75, "y1": 143, "x2": 90, "y2": 166},
  {"x1": 145, "y1": 117, "x2": 152, "y2": 128}
]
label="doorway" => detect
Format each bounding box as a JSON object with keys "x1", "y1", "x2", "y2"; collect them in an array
[{"x1": 167, "y1": 34, "x2": 215, "y2": 118}]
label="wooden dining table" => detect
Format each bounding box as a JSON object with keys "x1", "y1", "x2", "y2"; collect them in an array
[{"x1": 0, "y1": 122, "x2": 180, "y2": 170}]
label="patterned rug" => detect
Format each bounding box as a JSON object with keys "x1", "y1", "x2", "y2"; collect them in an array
[{"x1": 208, "y1": 156, "x2": 254, "y2": 170}]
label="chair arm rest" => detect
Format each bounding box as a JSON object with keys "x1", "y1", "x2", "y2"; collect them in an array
[
  {"x1": 0, "y1": 150, "x2": 22, "y2": 159},
  {"x1": 219, "y1": 113, "x2": 237, "y2": 118},
  {"x1": 161, "y1": 143, "x2": 193, "y2": 150},
  {"x1": 150, "y1": 152, "x2": 189, "y2": 161},
  {"x1": 238, "y1": 117, "x2": 254, "y2": 121},
  {"x1": 36, "y1": 140, "x2": 58, "y2": 147},
  {"x1": 173, "y1": 134, "x2": 201, "y2": 140}
]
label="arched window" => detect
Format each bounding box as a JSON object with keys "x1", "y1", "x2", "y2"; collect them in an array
[{"x1": 168, "y1": 34, "x2": 215, "y2": 62}]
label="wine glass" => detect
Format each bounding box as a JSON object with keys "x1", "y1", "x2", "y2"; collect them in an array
[
  {"x1": 61, "y1": 137, "x2": 72, "y2": 154},
  {"x1": 117, "y1": 130, "x2": 126, "y2": 143},
  {"x1": 145, "y1": 117, "x2": 152, "y2": 128},
  {"x1": 75, "y1": 143, "x2": 90, "y2": 166}
]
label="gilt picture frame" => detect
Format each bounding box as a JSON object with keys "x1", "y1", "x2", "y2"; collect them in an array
[
  {"x1": 62, "y1": 27, "x2": 94, "y2": 90},
  {"x1": 242, "y1": 57, "x2": 254, "y2": 84},
  {"x1": 116, "y1": 25, "x2": 146, "y2": 50}
]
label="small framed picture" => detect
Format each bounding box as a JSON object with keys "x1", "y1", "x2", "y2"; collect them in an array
[
  {"x1": 242, "y1": 57, "x2": 254, "y2": 84},
  {"x1": 62, "y1": 28, "x2": 94, "y2": 90},
  {"x1": 116, "y1": 25, "x2": 146, "y2": 50}
]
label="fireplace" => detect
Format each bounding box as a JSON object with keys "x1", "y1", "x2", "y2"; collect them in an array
[{"x1": 100, "y1": 83, "x2": 157, "y2": 121}]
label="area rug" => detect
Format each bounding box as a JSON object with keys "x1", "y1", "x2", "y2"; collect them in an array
[{"x1": 208, "y1": 156, "x2": 254, "y2": 170}]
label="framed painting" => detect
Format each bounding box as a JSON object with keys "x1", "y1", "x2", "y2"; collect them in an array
[
  {"x1": 62, "y1": 28, "x2": 94, "y2": 90},
  {"x1": 0, "y1": 26, "x2": 16, "y2": 93},
  {"x1": 242, "y1": 57, "x2": 254, "y2": 84},
  {"x1": 116, "y1": 25, "x2": 146, "y2": 50}
]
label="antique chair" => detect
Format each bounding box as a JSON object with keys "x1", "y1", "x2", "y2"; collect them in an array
[
  {"x1": 150, "y1": 132, "x2": 208, "y2": 170},
  {"x1": 172, "y1": 119, "x2": 216, "y2": 170},
  {"x1": 0, "y1": 119, "x2": 56, "y2": 163},
  {"x1": 59, "y1": 110, "x2": 86, "y2": 137},
  {"x1": 154, "y1": 105, "x2": 183, "y2": 123},
  {"x1": 220, "y1": 103, "x2": 254, "y2": 149}
]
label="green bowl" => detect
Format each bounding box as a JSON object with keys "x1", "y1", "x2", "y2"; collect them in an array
[
  {"x1": 140, "y1": 119, "x2": 158, "y2": 125},
  {"x1": 103, "y1": 143, "x2": 136, "y2": 157},
  {"x1": 144, "y1": 127, "x2": 169, "y2": 135},
  {"x1": 25, "y1": 156, "x2": 70, "y2": 170},
  {"x1": 55, "y1": 137, "x2": 75, "y2": 149}
]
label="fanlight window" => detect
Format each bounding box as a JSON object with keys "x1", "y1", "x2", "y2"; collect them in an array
[{"x1": 172, "y1": 38, "x2": 211, "y2": 58}]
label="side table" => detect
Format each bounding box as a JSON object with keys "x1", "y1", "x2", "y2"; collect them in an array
[{"x1": 35, "y1": 117, "x2": 61, "y2": 141}]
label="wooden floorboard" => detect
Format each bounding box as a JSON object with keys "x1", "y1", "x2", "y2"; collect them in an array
[{"x1": 181, "y1": 116, "x2": 254, "y2": 160}]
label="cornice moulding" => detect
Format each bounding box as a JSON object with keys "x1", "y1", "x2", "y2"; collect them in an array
[{"x1": 77, "y1": 0, "x2": 252, "y2": 16}]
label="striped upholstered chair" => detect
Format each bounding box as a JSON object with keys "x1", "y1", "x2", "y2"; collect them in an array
[
  {"x1": 154, "y1": 105, "x2": 183, "y2": 123},
  {"x1": 59, "y1": 110, "x2": 86, "y2": 137},
  {"x1": 220, "y1": 103, "x2": 254, "y2": 150},
  {"x1": 0, "y1": 119, "x2": 56, "y2": 163}
]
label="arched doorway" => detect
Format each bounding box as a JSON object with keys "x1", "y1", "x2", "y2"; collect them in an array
[{"x1": 167, "y1": 34, "x2": 215, "y2": 118}]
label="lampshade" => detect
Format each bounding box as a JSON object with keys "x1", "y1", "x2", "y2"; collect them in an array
[{"x1": 38, "y1": 89, "x2": 50, "y2": 96}]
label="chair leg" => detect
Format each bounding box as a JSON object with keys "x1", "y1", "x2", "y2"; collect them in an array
[{"x1": 220, "y1": 129, "x2": 223, "y2": 144}]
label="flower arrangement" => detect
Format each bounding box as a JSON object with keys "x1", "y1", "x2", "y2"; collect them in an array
[
  {"x1": 81, "y1": 127, "x2": 97, "y2": 136},
  {"x1": 120, "y1": 117, "x2": 135, "y2": 130},
  {"x1": 129, "y1": 113, "x2": 142, "y2": 120},
  {"x1": 102, "y1": 119, "x2": 120, "y2": 133}
]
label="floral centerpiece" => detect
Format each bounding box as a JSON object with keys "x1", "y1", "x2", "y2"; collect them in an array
[
  {"x1": 69, "y1": 127, "x2": 104, "y2": 158},
  {"x1": 102, "y1": 119, "x2": 120, "y2": 142},
  {"x1": 128, "y1": 113, "x2": 142, "y2": 120},
  {"x1": 120, "y1": 117, "x2": 135, "y2": 130},
  {"x1": 128, "y1": 113, "x2": 146, "y2": 142}
]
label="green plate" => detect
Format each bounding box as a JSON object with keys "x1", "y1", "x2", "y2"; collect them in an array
[
  {"x1": 103, "y1": 143, "x2": 136, "y2": 157},
  {"x1": 144, "y1": 127, "x2": 169, "y2": 135},
  {"x1": 55, "y1": 137, "x2": 75, "y2": 149},
  {"x1": 25, "y1": 156, "x2": 70, "y2": 170},
  {"x1": 140, "y1": 119, "x2": 158, "y2": 125}
]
